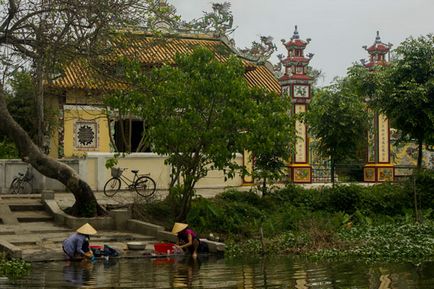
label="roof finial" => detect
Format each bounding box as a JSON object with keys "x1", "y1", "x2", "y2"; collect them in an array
[
  {"x1": 375, "y1": 30, "x2": 381, "y2": 43},
  {"x1": 292, "y1": 25, "x2": 300, "y2": 40}
]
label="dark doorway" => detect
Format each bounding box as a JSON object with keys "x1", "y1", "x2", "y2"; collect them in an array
[{"x1": 114, "y1": 120, "x2": 150, "y2": 152}]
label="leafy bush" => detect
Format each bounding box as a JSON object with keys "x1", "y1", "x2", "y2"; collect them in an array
[
  {"x1": 188, "y1": 194, "x2": 264, "y2": 239},
  {"x1": 359, "y1": 183, "x2": 409, "y2": 216},
  {"x1": 0, "y1": 140, "x2": 18, "y2": 159},
  {"x1": 315, "y1": 221, "x2": 434, "y2": 262},
  {"x1": 217, "y1": 189, "x2": 263, "y2": 207},
  {"x1": 0, "y1": 253, "x2": 31, "y2": 279},
  {"x1": 134, "y1": 172, "x2": 434, "y2": 261},
  {"x1": 187, "y1": 196, "x2": 223, "y2": 234},
  {"x1": 404, "y1": 169, "x2": 434, "y2": 210},
  {"x1": 322, "y1": 185, "x2": 362, "y2": 213}
]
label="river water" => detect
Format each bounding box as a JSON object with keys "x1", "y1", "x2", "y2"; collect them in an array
[{"x1": 2, "y1": 256, "x2": 433, "y2": 288}]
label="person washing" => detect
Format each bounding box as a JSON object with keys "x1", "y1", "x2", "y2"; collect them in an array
[
  {"x1": 172, "y1": 223, "x2": 200, "y2": 258},
  {"x1": 63, "y1": 223, "x2": 97, "y2": 261}
]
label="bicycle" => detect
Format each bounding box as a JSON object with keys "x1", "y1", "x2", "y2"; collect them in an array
[
  {"x1": 9, "y1": 167, "x2": 33, "y2": 194},
  {"x1": 103, "y1": 167, "x2": 156, "y2": 198}
]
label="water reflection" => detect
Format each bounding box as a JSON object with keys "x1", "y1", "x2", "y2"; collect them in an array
[
  {"x1": 62, "y1": 260, "x2": 95, "y2": 287},
  {"x1": 172, "y1": 256, "x2": 201, "y2": 288},
  {"x1": 5, "y1": 256, "x2": 434, "y2": 288}
]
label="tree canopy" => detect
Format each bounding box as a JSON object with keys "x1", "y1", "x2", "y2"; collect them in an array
[
  {"x1": 348, "y1": 34, "x2": 434, "y2": 168},
  {"x1": 0, "y1": 0, "x2": 165, "y2": 216},
  {"x1": 307, "y1": 80, "x2": 368, "y2": 184},
  {"x1": 105, "y1": 47, "x2": 295, "y2": 220}
]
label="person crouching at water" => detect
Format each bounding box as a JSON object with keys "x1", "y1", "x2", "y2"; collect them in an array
[
  {"x1": 63, "y1": 223, "x2": 96, "y2": 261},
  {"x1": 172, "y1": 223, "x2": 200, "y2": 258}
]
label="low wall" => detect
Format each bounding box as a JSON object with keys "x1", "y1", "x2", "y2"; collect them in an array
[
  {"x1": 80, "y1": 152, "x2": 244, "y2": 192},
  {"x1": 0, "y1": 153, "x2": 244, "y2": 193},
  {"x1": 0, "y1": 159, "x2": 79, "y2": 194}
]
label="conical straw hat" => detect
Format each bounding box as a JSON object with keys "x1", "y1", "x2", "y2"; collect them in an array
[
  {"x1": 171, "y1": 222, "x2": 188, "y2": 235},
  {"x1": 76, "y1": 223, "x2": 97, "y2": 235}
]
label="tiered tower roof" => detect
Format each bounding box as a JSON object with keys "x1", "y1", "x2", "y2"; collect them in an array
[
  {"x1": 279, "y1": 25, "x2": 313, "y2": 82},
  {"x1": 363, "y1": 31, "x2": 392, "y2": 68}
]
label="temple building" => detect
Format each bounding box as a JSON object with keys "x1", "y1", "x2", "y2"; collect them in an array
[{"x1": 45, "y1": 31, "x2": 280, "y2": 185}]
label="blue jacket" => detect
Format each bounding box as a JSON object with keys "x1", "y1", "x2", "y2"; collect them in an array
[{"x1": 63, "y1": 233, "x2": 87, "y2": 257}]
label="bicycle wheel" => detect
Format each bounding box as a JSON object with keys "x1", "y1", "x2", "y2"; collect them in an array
[
  {"x1": 135, "y1": 176, "x2": 156, "y2": 198},
  {"x1": 104, "y1": 178, "x2": 121, "y2": 197},
  {"x1": 8, "y1": 178, "x2": 20, "y2": 194},
  {"x1": 20, "y1": 181, "x2": 32, "y2": 194}
]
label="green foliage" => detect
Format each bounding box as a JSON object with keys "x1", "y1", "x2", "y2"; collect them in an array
[
  {"x1": 307, "y1": 81, "x2": 368, "y2": 183},
  {"x1": 244, "y1": 87, "x2": 296, "y2": 194},
  {"x1": 0, "y1": 253, "x2": 31, "y2": 280},
  {"x1": 315, "y1": 221, "x2": 434, "y2": 262},
  {"x1": 104, "y1": 153, "x2": 122, "y2": 169},
  {"x1": 131, "y1": 197, "x2": 175, "y2": 229},
  {"x1": 225, "y1": 239, "x2": 263, "y2": 258},
  {"x1": 141, "y1": 47, "x2": 294, "y2": 220},
  {"x1": 404, "y1": 169, "x2": 434, "y2": 210},
  {"x1": 146, "y1": 47, "x2": 254, "y2": 220},
  {"x1": 6, "y1": 71, "x2": 37, "y2": 139},
  {"x1": 137, "y1": 171, "x2": 434, "y2": 261},
  {"x1": 321, "y1": 185, "x2": 362, "y2": 213},
  {"x1": 186, "y1": 190, "x2": 265, "y2": 238},
  {"x1": 217, "y1": 189, "x2": 263, "y2": 207},
  {"x1": 353, "y1": 34, "x2": 434, "y2": 167},
  {"x1": 359, "y1": 183, "x2": 410, "y2": 216},
  {"x1": 0, "y1": 140, "x2": 19, "y2": 159},
  {"x1": 103, "y1": 58, "x2": 153, "y2": 153}
]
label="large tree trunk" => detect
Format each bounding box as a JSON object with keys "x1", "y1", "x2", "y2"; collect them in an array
[{"x1": 0, "y1": 88, "x2": 105, "y2": 217}]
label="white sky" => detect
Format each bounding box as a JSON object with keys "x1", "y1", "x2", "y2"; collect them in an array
[{"x1": 168, "y1": 0, "x2": 434, "y2": 86}]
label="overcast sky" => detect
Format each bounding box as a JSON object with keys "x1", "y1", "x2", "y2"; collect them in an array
[{"x1": 168, "y1": 0, "x2": 434, "y2": 86}]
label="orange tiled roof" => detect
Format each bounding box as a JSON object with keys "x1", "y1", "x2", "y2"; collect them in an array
[{"x1": 50, "y1": 32, "x2": 280, "y2": 93}]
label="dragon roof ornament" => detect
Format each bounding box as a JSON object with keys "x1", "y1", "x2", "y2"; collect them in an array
[
  {"x1": 238, "y1": 36, "x2": 277, "y2": 63},
  {"x1": 144, "y1": 1, "x2": 277, "y2": 64},
  {"x1": 181, "y1": 2, "x2": 236, "y2": 37}
]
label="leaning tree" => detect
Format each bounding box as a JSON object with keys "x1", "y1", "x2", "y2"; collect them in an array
[{"x1": 0, "y1": 0, "x2": 166, "y2": 216}]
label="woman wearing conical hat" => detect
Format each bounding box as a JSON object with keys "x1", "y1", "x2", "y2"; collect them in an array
[
  {"x1": 62, "y1": 223, "x2": 97, "y2": 261},
  {"x1": 172, "y1": 222, "x2": 200, "y2": 258}
]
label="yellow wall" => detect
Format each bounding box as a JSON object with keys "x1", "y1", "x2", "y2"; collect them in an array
[{"x1": 63, "y1": 105, "x2": 111, "y2": 157}]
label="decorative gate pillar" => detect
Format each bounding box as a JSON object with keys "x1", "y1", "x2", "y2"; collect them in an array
[
  {"x1": 279, "y1": 26, "x2": 314, "y2": 183},
  {"x1": 362, "y1": 31, "x2": 394, "y2": 182}
]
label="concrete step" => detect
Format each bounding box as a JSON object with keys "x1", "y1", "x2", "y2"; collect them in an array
[
  {"x1": 14, "y1": 211, "x2": 53, "y2": 222},
  {"x1": 0, "y1": 194, "x2": 41, "y2": 200},
  {"x1": 9, "y1": 203, "x2": 45, "y2": 212}
]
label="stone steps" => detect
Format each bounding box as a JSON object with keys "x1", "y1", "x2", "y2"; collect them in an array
[{"x1": 14, "y1": 210, "x2": 53, "y2": 222}]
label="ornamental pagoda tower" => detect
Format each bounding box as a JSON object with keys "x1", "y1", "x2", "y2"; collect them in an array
[
  {"x1": 279, "y1": 26, "x2": 314, "y2": 183},
  {"x1": 362, "y1": 31, "x2": 394, "y2": 182}
]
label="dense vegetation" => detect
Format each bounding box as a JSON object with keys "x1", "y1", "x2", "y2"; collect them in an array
[
  {"x1": 0, "y1": 253, "x2": 31, "y2": 280},
  {"x1": 134, "y1": 169, "x2": 434, "y2": 262}
]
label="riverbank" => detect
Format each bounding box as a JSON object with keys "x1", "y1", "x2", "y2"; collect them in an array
[
  {"x1": 0, "y1": 189, "x2": 225, "y2": 263},
  {"x1": 136, "y1": 172, "x2": 434, "y2": 263}
]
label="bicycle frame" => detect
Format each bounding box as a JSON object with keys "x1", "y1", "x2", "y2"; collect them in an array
[
  {"x1": 9, "y1": 167, "x2": 33, "y2": 194},
  {"x1": 104, "y1": 168, "x2": 157, "y2": 198},
  {"x1": 116, "y1": 172, "x2": 139, "y2": 190}
]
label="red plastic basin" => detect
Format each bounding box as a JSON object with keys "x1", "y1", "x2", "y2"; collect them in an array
[{"x1": 154, "y1": 243, "x2": 175, "y2": 254}]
